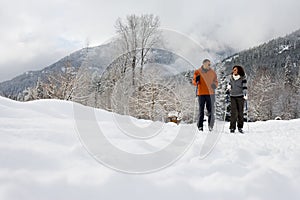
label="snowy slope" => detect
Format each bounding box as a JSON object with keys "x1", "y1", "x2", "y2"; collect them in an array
[{"x1": 0, "y1": 96, "x2": 300, "y2": 200}]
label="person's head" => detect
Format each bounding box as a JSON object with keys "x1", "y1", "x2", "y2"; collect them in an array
[
  {"x1": 202, "y1": 59, "x2": 211, "y2": 69},
  {"x1": 232, "y1": 65, "x2": 245, "y2": 76}
]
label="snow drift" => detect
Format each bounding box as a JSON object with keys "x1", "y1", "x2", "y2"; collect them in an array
[{"x1": 0, "y1": 96, "x2": 300, "y2": 200}]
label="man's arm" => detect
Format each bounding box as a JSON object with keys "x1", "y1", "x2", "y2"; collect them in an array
[
  {"x1": 192, "y1": 70, "x2": 200, "y2": 86},
  {"x1": 211, "y1": 71, "x2": 218, "y2": 89},
  {"x1": 214, "y1": 71, "x2": 218, "y2": 88}
]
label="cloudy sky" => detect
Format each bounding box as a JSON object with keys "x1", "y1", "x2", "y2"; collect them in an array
[{"x1": 0, "y1": 0, "x2": 299, "y2": 81}]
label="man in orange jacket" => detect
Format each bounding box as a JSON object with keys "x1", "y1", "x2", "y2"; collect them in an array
[{"x1": 193, "y1": 59, "x2": 218, "y2": 131}]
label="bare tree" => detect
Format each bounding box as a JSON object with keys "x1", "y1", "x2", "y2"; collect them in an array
[
  {"x1": 115, "y1": 14, "x2": 161, "y2": 85},
  {"x1": 139, "y1": 14, "x2": 161, "y2": 77}
]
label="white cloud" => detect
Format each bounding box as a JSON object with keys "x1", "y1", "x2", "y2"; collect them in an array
[{"x1": 0, "y1": 0, "x2": 299, "y2": 81}]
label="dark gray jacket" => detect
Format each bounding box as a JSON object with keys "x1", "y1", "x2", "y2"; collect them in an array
[{"x1": 229, "y1": 75, "x2": 247, "y2": 97}]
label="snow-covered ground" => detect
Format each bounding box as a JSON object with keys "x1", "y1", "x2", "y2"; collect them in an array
[{"x1": 0, "y1": 96, "x2": 300, "y2": 200}]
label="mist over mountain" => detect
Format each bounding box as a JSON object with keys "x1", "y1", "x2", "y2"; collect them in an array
[{"x1": 0, "y1": 39, "x2": 232, "y2": 100}]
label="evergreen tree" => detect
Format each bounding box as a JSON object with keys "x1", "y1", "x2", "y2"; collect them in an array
[
  {"x1": 284, "y1": 55, "x2": 293, "y2": 88},
  {"x1": 215, "y1": 66, "x2": 228, "y2": 120},
  {"x1": 282, "y1": 55, "x2": 297, "y2": 119},
  {"x1": 36, "y1": 77, "x2": 44, "y2": 99}
]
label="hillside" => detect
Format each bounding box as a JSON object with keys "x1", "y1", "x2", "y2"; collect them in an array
[{"x1": 219, "y1": 29, "x2": 300, "y2": 75}]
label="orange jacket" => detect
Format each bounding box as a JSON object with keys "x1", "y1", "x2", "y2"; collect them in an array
[{"x1": 193, "y1": 67, "x2": 218, "y2": 95}]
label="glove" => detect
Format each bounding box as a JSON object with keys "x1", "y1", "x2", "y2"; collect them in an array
[
  {"x1": 227, "y1": 84, "x2": 231, "y2": 90},
  {"x1": 211, "y1": 83, "x2": 217, "y2": 89},
  {"x1": 244, "y1": 95, "x2": 248, "y2": 100},
  {"x1": 196, "y1": 75, "x2": 200, "y2": 83}
]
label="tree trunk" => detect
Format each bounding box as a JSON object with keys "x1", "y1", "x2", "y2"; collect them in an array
[{"x1": 132, "y1": 55, "x2": 136, "y2": 86}]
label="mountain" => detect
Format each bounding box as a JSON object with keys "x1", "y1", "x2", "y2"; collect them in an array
[
  {"x1": 218, "y1": 29, "x2": 300, "y2": 76},
  {"x1": 0, "y1": 43, "x2": 119, "y2": 100}
]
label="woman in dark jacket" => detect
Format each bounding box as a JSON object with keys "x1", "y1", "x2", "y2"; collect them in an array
[{"x1": 227, "y1": 65, "x2": 247, "y2": 133}]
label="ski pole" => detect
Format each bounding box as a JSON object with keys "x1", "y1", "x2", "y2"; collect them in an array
[
  {"x1": 222, "y1": 91, "x2": 229, "y2": 133},
  {"x1": 193, "y1": 95, "x2": 198, "y2": 124},
  {"x1": 245, "y1": 98, "x2": 250, "y2": 133},
  {"x1": 194, "y1": 83, "x2": 199, "y2": 124}
]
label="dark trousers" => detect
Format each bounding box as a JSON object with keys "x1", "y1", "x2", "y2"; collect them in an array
[
  {"x1": 230, "y1": 96, "x2": 245, "y2": 130},
  {"x1": 197, "y1": 95, "x2": 215, "y2": 128}
]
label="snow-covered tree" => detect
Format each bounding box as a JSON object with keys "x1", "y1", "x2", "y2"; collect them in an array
[
  {"x1": 296, "y1": 67, "x2": 300, "y2": 117},
  {"x1": 72, "y1": 59, "x2": 95, "y2": 107},
  {"x1": 249, "y1": 68, "x2": 276, "y2": 121},
  {"x1": 110, "y1": 64, "x2": 194, "y2": 122},
  {"x1": 22, "y1": 78, "x2": 46, "y2": 101},
  {"x1": 282, "y1": 55, "x2": 298, "y2": 119},
  {"x1": 43, "y1": 60, "x2": 76, "y2": 101},
  {"x1": 36, "y1": 77, "x2": 45, "y2": 99},
  {"x1": 23, "y1": 87, "x2": 37, "y2": 101}
]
